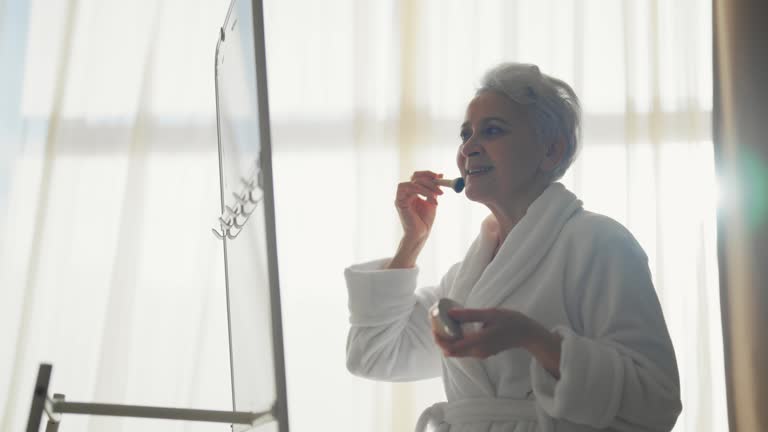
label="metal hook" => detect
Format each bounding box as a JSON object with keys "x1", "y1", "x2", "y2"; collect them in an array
[
  {"x1": 226, "y1": 226, "x2": 242, "y2": 239},
  {"x1": 213, "y1": 213, "x2": 235, "y2": 240},
  {"x1": 212, "y1": 227, "x2": 226, "y2": 240},
  {"x1": 232, "y1": 192, "x2": 247, "y2": 205},
  {"x1": 240, "y1": 177, "x2": 256, "y2": 190},
  {"x1": 239, "y1": 203, "x2": 255, "y2": 217},
  {"x1": 247, "y1": 190, "x2": 262, "y2": 205},
  {"x1": 231, "y1": 213, "x2": 249, "y2": 229},
  {"x1": 219, "y1": 216, "x2": 233, "y2": 228},
  {"x1": 225, "y1": 205, "x2": 240, "y2": 217}
]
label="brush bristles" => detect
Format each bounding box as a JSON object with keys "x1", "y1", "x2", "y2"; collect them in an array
[
  {"x1": 452, "y1": 177, "x2": 465, "y2": 193},
  {"x1": 435, "y1": 177, "x2": 466, "y2": 193}
]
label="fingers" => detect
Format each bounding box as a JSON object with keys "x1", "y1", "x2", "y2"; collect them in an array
[
  {"x1": 447, "y1": 332, "x2": 486, "y2": 354},
  {"x1": 411, "y1": 170, "x2": 443, "y2": 180},
  {"x1": 395, "y1": 182, "x2": 439, "y2": 207},
  {"x1": 434, "y1": 330, "x2": 493, "y2": 358},
  {"x1": 432, "y1": 329, "x2": 456, "y2": 353},
  {"x1": 411, "y1": 171, "x2": 445, "y2": 195},
  {"x1": 412, "y1": 176, "x2": 444, "y2": 196},
  {"x1": 394, "y1": 171, "x2": 446, "y2": 203},
  {"x1": 447, "y1": 308, "x2": 496, "y2": 324},
  {"x1": 435, "y1": 309, "x2": 533, "y2": 359}
]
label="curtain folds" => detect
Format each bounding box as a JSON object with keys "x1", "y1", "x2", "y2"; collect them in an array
[
  {"x1": 713, "y1": 0, "x2": 768, "y2": 430},
  {"x1": 0, "y1": 1, "x2": 725, "y2": 431}
]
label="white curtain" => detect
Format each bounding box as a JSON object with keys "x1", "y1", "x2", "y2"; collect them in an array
[{"x1": 0, "y1": 0, "x2": 726, "y2": 431}]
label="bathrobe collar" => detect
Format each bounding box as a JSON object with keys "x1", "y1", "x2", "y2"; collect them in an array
[
  {"x1": 450, "y1": 182, "x2": 583, "y2": 309},
  {"x1": 444, "y1": 183, "x2": 582, "y2": 397}
]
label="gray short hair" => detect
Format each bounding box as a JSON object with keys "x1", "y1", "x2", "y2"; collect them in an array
[{"x1": 477, "y1": 63, "x2": 581, "y2": 181}]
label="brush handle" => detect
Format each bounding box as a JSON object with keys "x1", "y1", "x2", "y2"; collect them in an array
[
  {"x1": 434, "y1": 178, "x2": 457, "y2": 187},
  {"x1": 434, "y1": 177, "x2": 465, "y2": 193}
]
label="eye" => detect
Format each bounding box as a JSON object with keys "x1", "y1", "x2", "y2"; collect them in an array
[
  {"x1": 483, "y1": 125, "x2": 503, "y2": 136},
  {"x1": 459, "y1": 129, "x2": 472, "y2": 143}
]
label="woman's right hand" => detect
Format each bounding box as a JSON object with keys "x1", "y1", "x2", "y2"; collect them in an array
[{"x1": 395, "y1": 171, "x2": 444, "y2": 241}]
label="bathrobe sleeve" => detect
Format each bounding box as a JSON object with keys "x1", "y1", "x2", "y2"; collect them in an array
[
  {"x1": 345, "y1": 258, "x2": 460, "y2": 382},
  {"x1": 530, "y1": 218, "x2": 683, "y2": 431}
]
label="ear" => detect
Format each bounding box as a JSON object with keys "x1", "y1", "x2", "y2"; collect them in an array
[{"x1": 539, "y1": 136, "x2": 567, "y2": 173}]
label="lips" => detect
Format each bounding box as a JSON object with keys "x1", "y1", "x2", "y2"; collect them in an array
[{"x1": 465, "y1": 166, "x2": 493, "y2": 176}]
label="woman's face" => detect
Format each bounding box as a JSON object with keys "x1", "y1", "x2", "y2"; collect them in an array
[{"x1": 456, "y1": 91, "x2": 546, "y2": 207}]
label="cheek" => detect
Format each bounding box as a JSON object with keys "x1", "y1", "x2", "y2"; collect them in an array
[
  {"x1": 510, "y1": 141, "x2": 543, "y2": 170},
  {"x1": 456, "y1": 152, "x2": 466, "y2": 172},
  {"x1": 496, "y1": 149, "x2": 538, "y2": 180}
]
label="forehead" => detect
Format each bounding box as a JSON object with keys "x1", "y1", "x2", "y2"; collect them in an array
[{"x1": 463, "y1": 91, "x2": 529, "y2": 124}]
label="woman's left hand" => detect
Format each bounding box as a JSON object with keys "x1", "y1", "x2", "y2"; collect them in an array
[{"x1": 434, "y1": 308, "x2": 543, "y2": 359}]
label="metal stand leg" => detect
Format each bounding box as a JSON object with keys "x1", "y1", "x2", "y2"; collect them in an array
[
  {"x1": 26, "y1": 364, "x2": 52, "y2": 432},
  {"x1": 45, "y1": 394, "x2": 64, "y2": 432}
]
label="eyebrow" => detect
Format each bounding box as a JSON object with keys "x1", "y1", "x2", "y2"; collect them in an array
[{"x1": 460, "y1": 117, "x2": 512, "y2": 129}]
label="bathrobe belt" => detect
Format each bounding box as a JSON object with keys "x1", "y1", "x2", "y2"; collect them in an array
[{"x1": 414, "y1": 398, "x2": 538, "y2": 432}]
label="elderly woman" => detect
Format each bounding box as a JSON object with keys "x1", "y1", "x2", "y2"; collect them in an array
[{"x1": 345, "y1": 63, "x2": 682, "y2": 432}]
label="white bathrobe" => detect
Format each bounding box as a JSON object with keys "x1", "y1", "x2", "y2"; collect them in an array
[{"x1": 345, "y1": 183, "x2": 682, "y2": 432}]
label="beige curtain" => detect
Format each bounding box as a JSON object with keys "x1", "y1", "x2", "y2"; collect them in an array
[
  {"x1": 0, "y1": 0, "x2": 725, "y2": 431},
  {"x1": 713, "y1": 0, "x2": 768, "y2": 430}
]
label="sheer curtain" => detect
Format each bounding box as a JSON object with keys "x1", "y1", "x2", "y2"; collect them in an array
[
  {"x1": 0, "y1": 1, "x2": 232, "y2": 431},
  {"x1": 0, "y1": 1, "x2": 725, "y2": 432}
]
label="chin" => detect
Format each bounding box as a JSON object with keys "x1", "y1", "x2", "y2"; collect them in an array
[{"x1": 464, "y1": 185, "x2": 488, "y2": 204}]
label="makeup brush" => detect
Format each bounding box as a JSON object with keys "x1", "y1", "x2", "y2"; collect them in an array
[{"x1": 435, "y1": 177, "x2": 465, "y2": 193}]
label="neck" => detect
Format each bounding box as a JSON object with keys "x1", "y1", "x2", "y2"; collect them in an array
[{"x1": 488, "y1": 180, "x2": 551, "y2": 246}]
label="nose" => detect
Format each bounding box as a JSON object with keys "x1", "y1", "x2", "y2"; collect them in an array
[{"x1": 459, "y1": 134, "x2": 482, "y2": 158}]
